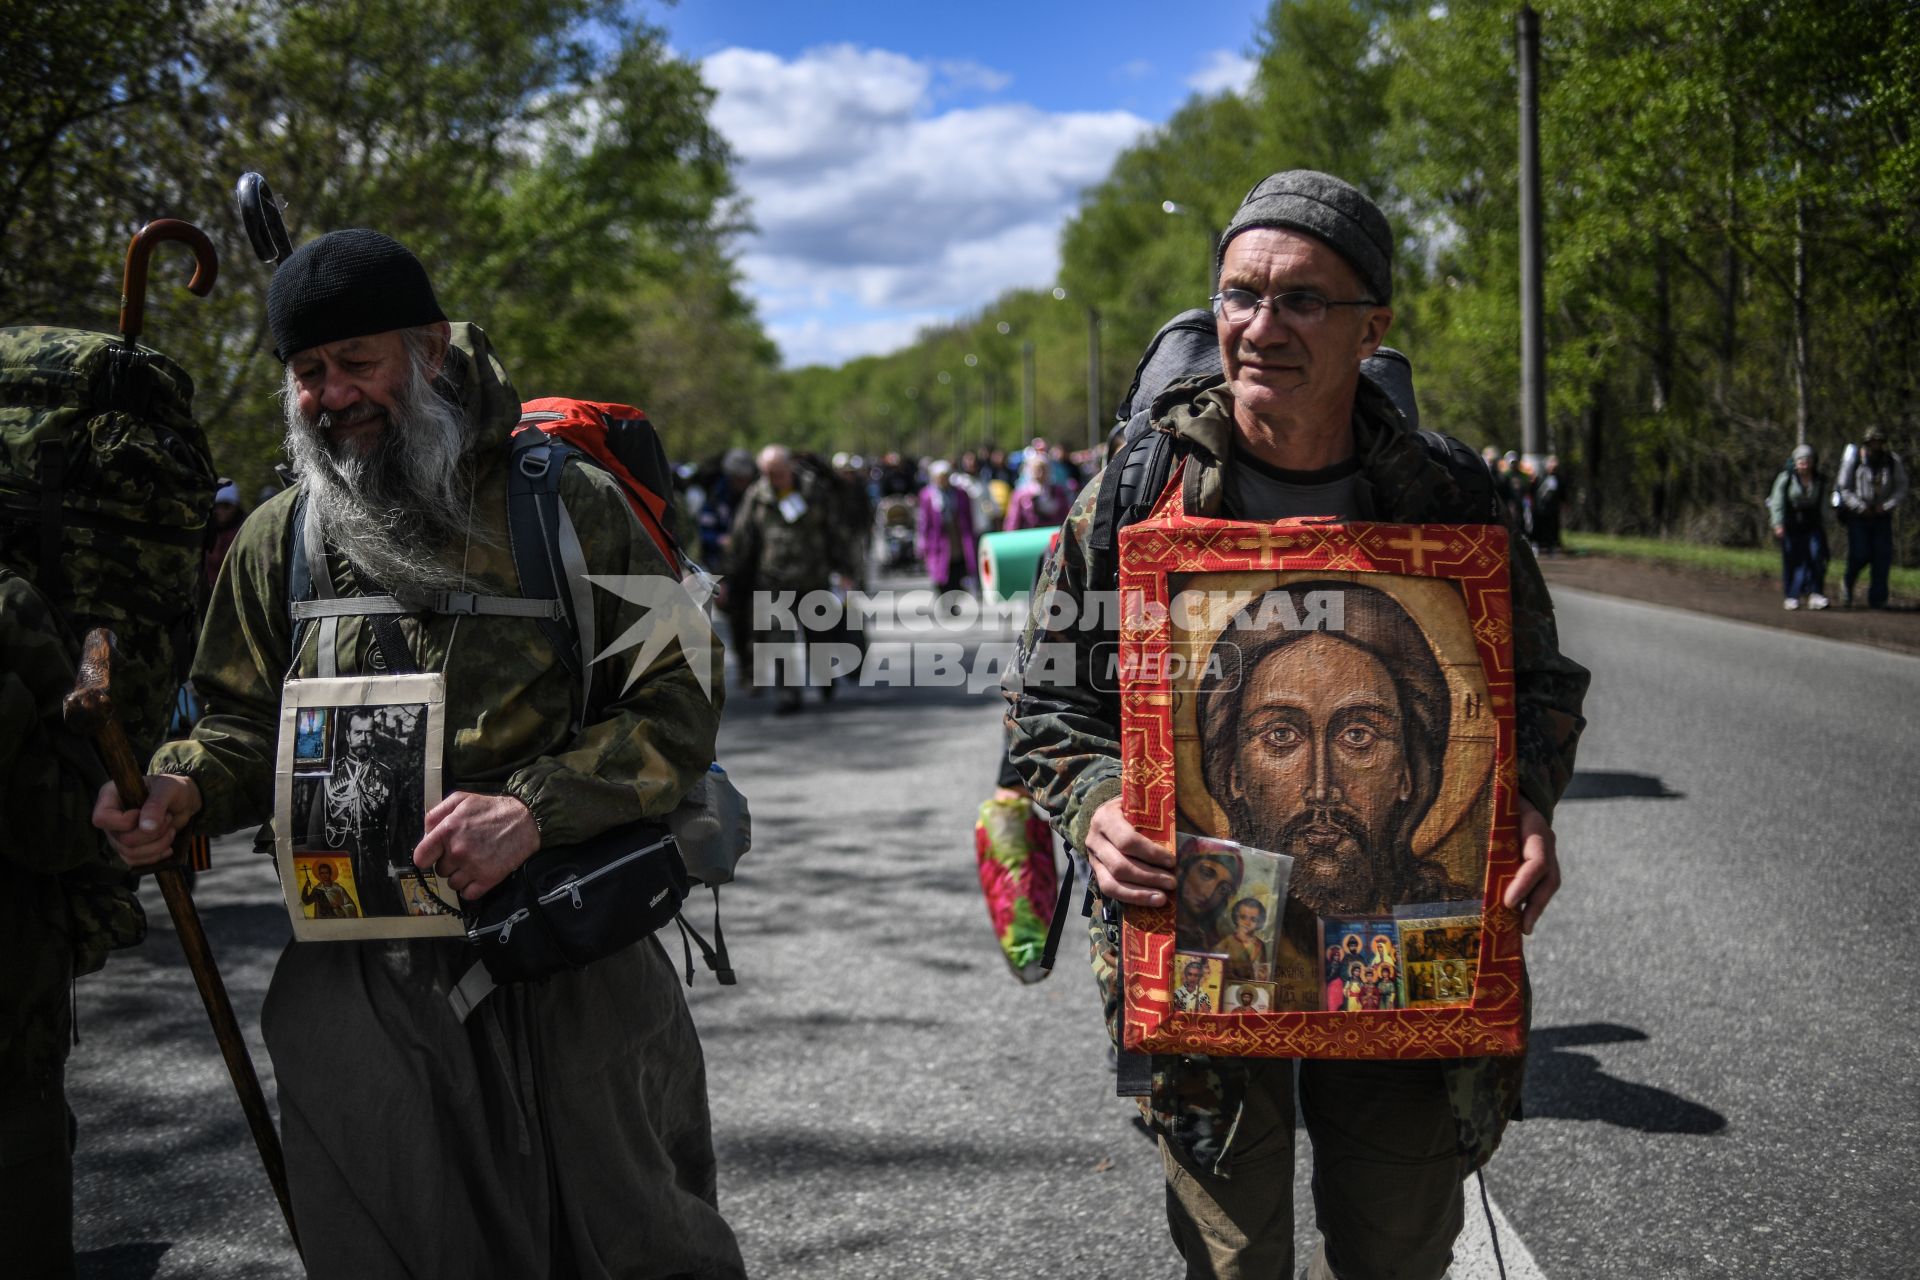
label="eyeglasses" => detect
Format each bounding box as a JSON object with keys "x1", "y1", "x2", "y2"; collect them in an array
[{"x1": 1210, "y1": 288, "x2": 1379, "y2": 325}]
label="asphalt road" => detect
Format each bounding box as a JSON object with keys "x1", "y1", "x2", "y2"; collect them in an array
[{"x1": 65, "y1": 580, "x2": 1920, "y2": 1278}]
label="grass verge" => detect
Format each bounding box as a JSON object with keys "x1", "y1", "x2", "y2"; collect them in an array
[{"x1": 1562, "y1": 531, "x2": 1920, "y2": 597}]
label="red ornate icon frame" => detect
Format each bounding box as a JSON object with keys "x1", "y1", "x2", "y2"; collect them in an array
[{"x1": 1117, "y1": 503, "x2": 1525, "y2": 1059}]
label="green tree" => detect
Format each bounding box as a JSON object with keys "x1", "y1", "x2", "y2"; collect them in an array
[{"x1": 3, "y1": 0, "x2": 775, "y2": 493}]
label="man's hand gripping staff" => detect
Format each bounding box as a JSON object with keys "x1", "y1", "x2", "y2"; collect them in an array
[{"x1": 76, "y1": 628, "x2": 302, "y2": 1254}]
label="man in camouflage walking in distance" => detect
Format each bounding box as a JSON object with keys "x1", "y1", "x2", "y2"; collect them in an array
[
  {"x1": 1005, "y1": 171, "x2": 1590, "y2": 1280},
  {"x1": 727, "y1": 443, "x2": 857, "y2": 714}
]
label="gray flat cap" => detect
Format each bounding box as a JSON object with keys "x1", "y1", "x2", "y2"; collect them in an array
[{"x1": 1216, "y1": 170, "x2": 1393, "y2": 303}]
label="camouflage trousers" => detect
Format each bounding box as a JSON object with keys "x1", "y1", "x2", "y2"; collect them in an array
[{"x1": 1160, "y1": 1057, "x2": 1465, "y2": 1280}]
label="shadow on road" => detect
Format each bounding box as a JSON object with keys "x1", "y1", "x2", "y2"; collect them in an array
[
  {"x1": 1560, "y1": 770, "x2": 1684, "y2": 800},
  {"x1": 77, "y1": 1241, "x2": 169, "y2": 1279},
  {"x1": 1523, "y1": 1022, "x2": 1726, "y2": 1134}
]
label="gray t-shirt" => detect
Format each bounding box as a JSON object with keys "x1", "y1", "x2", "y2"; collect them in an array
[{"x1": 1223, "y1": 445, "x2": 1362, "y2": 521}]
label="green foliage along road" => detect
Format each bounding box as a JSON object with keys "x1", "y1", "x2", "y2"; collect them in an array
[
  {"x1": 782, "y1": 0, "x2": 1918, "y2": 562},
  {"x1": 9, "y1": 0, "x2": 1914, "y2": 563},
  {"x1": 4, "y1": 0, "x2": 778, "y2": 497}
]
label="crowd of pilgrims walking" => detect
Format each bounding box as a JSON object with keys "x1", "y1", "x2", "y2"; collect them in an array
[
  {"x1": 676, "y1": 437, "x2": 1568, "y2": 605},
  {"x1": 668, "y1": 436, "x2": 1094, "y2": 714}
]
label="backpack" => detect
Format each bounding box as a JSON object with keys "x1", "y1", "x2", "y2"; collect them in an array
[
  {"x1": 514, "y1": 398, "x2": 686, "y2": 569},
  {"x1": 1086, "y1": 308, "x2": 1499, "y2": 594},
  {"x1": 1831, "y1": 443, "x2": 1858, "y2": 524},
  {"x1": 0, "y1": 327, "x2": 217, "y2": 756},
  {"x1": 0, "y1": 325, "x2": 219, "y2": 964},
  {"x1": 286, "y1": 396, "x2": 743, "y2": 986}
]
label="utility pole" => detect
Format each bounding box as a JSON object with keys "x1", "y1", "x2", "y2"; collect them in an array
[
  {"x1": 1086, "y1": 306, "x2": 1102, "y2": 457},
  {"x1": 1517, "y1": 4, "x2": 1547, "y2": 467},
  {"x1": 906, "y1": 386, "x2": 927, "y2": 461},
  {"x1": 1022, "y1": 340, "x2": 1036, "y2": 441},
  {"x1": 1052, "y1": 287, "x2": 1105, "y2": 457},
  {"x1": 936, "y1": 372, "x2": 955, "y2": 462},
  {"x1": 1793, "y1": 160, "x2": 1810, "y2": 447},
  {"x1": 1163, "y1": 200, "x2": 1218, "y2": 300}
]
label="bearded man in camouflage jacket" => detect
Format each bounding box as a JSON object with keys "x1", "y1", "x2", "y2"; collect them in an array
[
  {"x1": 94, "y1": 230, "x2": 743, "y2": 1279},
  {"x1": 1005, "y1": 172, "x2": 1590, "y2": 1280}
]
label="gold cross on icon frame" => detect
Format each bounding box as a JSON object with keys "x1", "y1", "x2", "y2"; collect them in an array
[{"x1": 1385, "y1": 528, "x2": 1450, "y2": 571}]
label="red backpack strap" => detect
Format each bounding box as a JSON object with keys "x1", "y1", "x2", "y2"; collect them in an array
[{"x1": 517, "y1": 398, "x2": 682, "y2": 568}]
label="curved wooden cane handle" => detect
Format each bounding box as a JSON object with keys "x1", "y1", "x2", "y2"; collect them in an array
[{"x1": 120, "y1": 218, "x2": 219, "y2": 346}]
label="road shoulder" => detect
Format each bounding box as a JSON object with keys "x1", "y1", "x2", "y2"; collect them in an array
[{"x1": 1537, "y1": 553, "x2": 1920, "y2": 657}]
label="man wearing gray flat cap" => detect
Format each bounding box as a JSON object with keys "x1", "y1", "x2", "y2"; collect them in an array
[{"x1": 1007, "y1": 171, "x2": 1590, "y2": 1279}]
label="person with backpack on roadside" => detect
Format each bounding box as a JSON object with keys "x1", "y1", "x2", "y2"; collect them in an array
[
  {"x1": 91, "y1": 229, "x2": 744, "y2": 1279},
  {"x1": 1768, "y1": 443, "x2": 1831, "y2": 610},
  {"x1": 1004, "y1": 171, "x2": 1590, "y2": 1280},
  {"x1": 1833, "y1": 426, "x2": 1909, "y2": 608}
]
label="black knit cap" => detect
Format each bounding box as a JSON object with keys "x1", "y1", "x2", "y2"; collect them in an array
[
  {"x1": 1215, "y1": 170, "x2": 1394, "y2": 304},
  {"x1": 266, "y1": 228, "x2": 447, "y2": 361}
]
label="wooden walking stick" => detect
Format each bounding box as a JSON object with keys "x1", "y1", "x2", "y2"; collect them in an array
[
  {"x1": 119, "y1": 219, "x2": 218, "y2": 348},
  {"x1": 64, "y1": 628, "x2": 301, "y2": 1255}
]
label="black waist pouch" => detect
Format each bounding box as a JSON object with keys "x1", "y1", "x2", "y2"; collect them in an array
[{"x1": 465, "y1": 818, "x2": 689, "y2": 984}]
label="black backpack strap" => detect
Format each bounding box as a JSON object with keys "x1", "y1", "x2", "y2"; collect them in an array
[
  {"x1": 1416, "y1": 429, "x2": 1506, "y2": 525},
  {"x1": 287, "y1": 490, "x2": 317, "y2": 665},
  {"x1": 364, "y1": 612, "x2": 420, "y2": 675},
  {"x1": 506, "y1": 432, "x2": 588, "y2": 696},
  {"x1": 285, "y1": 491, "x2": 416, "y2": 674},
  {"x1": 1089, "y1": 423, "x2": 1184, "y2": 593},
  {"x1": 672, "y1": 893, "x2": 736, "y2": 987},
  {"x1": 1038, "y1": 845, "x2": 1092, "y2": 973}
]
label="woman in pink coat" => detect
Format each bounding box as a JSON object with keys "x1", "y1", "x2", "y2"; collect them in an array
[{"x1": 918, "y1": 460, "x2": 979, "y2": 594}]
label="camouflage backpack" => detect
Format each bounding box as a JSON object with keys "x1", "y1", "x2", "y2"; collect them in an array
[
  {"x1": 0, "y1": 326, "x2": 219, "y2": 968},
  {"x1": 0, "y1": 325, "x2": 218, "y2": 751}
]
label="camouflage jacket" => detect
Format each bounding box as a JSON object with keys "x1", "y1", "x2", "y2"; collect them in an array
[
  {"x1": 727, "y1": 470, "x2": 854, "y2": 596},
  {"x1": 0, "y1": 570, "x2": 145, "y2": 1094},
  {"x1": 1004, "y1": 374, "x2": 1590, "y2": 1175},
  {"x1": 152, "y1": 324, "x2": 724, "y2": 850}
]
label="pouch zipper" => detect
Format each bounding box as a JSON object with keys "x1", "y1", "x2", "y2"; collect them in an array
[
  {"x1": 468, "y1": 906, "x2": 532, "y2": 945},
  {"x1": 535, "y1": 836, "x2": 676, "y2": 911}
]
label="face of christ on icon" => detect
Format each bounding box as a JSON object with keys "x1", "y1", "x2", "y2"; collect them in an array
[{"x1": 1198, "y1": 582, "x2": 1471, "y2": 916}]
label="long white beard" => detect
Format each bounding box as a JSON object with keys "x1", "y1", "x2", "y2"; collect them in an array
[{"x1": 283, "y1": 355, "x2": 480, "y2": 591}]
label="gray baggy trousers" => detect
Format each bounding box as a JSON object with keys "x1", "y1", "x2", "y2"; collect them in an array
[{"x1": 262, "y1": 934, "x2": 744, "y2": 1279}]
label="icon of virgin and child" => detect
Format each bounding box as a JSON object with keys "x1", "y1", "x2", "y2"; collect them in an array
[{"x1": 1174, "y1": 838, "x2": 1282, "y2": 983}]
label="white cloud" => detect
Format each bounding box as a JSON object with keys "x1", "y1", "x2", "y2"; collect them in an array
[
  {"x1": 766, "y1": 311, "x2": 955, "y2": 369},
  {"x1": 935, "y1": 58, "x2": 1012, "y2": 96},
  {"x1": 705, "y1": 46, "x2": 926, "y2": 174},
  {"x1": 1186, "y1": 49, "x2": 1256, "y2": 97},
  {"x1": 702, "y1": 44, "x2": 1152, "y2": 367}
]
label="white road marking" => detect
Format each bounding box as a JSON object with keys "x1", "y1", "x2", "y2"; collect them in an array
[{"x1": 1451, "y1": 1180, "x2": 1547, "y2": 1280}]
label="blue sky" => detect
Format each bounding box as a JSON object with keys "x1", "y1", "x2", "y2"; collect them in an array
[{"x1": 649, "y1": 0, "x2": 1270, "y2": 367}]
